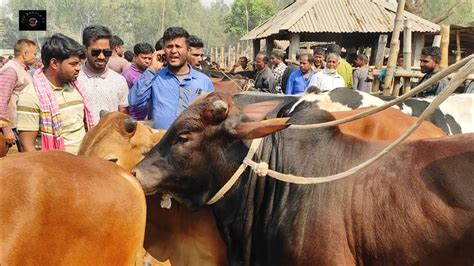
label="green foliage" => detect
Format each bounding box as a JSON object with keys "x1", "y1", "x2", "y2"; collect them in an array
[
  {"x1": 0, "y1": 0, "x2": 294, "y2": 50},
  {"x1": 224, "y1": 0, "x2": 276, "y2": 40},
  {"x1": 0, "y1": 0, "x2": 235, "y2": 50},
  {"x1": 423, "y1": 0, "x2": 473, "y2": 26}
]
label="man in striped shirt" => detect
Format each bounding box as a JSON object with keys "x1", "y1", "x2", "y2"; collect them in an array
[
  {"x1": 270, "y1": 49, "x2": 287, "y2": 94},
  {"x1": 0, "y1": 39, "x2": 37, "y2": 151},
  {"x1": 17, "y1": 34, "x2": 91, "y2": 154}
]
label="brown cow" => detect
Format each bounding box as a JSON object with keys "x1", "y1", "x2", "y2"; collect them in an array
[
  {"x1": 0, "y1": 132, "x2": 7, "y2": 157},
  {"x1": 332, "y1": 107, "x2": 446, "y2": 140},
  {"x1": 0, "y1": 117, "x2": 10, "y2": 157},
  {"x1": 0, "y1": 151, "x2": 146, "y2": 265},
  {"x1": 78, "y1": 111, "x2": 227, "y2": 266}
]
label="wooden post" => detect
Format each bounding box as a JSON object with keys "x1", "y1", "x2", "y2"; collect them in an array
[
  {"x1": 455, "y1": 30, "x2": 461, "y2": 62},
  {"x1": 383, "y1": 0, "x2": 405, "y2": 96},
  {"x1": 403, "y1": 19, "x2": 412, "y2": 93},
  {"x1": 439, "y1": 25, "x2": 450, "y2": 70},
  {"x1": 228, "y1": 45, "x2": 232, "y2": 70},
  {"x1": 215, "y1": 47, "x2": 219, "y2": 64},
  {"x1": 266, "y1": 37, "x2": 274, "y2": 55},
  {"x1": 210, "y1": 47, "x2": 214, "y2": 63},
  {"x1": 220, "y1": 46, "x2": 225, "y2": 69},
  {"x1": 237, "y1": 42, "x2": 241, "y2": 58},
  {"x1": 432, "y1": 35, "x2": 441, "y2": 47},
  {"x1": 392, "y1": 77, "x2": 402, "y2": 96},
  {"x1": 412, "y1": 33, "x2": 425, "y2": 67},
  {"x1": 252, "y1": 39, "x2": 260, "y2": 60},
  {"x1": 289, "y1": 33, "x2": 300, "y2": 61},
  {"x1": 372, "y1": 34, "x2": 388, "y2": 92}
]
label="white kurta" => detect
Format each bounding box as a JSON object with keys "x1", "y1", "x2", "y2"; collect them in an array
[{"x1": 307, "y1": 70, "x2": 345, "y2": 92}]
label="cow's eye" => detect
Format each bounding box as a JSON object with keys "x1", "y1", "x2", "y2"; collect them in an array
[{"x1": 176, "y1": 135, "x2": 189, "y2": 144}]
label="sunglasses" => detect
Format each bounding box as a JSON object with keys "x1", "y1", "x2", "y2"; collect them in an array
[{"x1": 90, "y1": 49, "x2": 113, "y2": 57}]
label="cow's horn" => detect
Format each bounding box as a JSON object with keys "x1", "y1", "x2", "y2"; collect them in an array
[
  {"x1": 212, "y1": 100, "x2": 228, "y2": 121},
  {"x1": 99, "y1": 110, "x2": 110, "y2": 119},
  {"x1": 124, "y1": 118, "x2": 137, "y2": 133}
]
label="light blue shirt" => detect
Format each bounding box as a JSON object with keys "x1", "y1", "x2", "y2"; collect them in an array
[
  {"x1": 128, "y1": 65, "x2": 214, "y2": 129},
  {"x1": 285, "y1": 69, "x2": 316, "y2": 95}
]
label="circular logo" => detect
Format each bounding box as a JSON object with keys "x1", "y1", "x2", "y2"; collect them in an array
[
  {"x1": 28, "y1": 17, "x2": 39, "y2": 28},
  {"x1": 20, "y1": 11, "x2": 46, "y2": 30}
]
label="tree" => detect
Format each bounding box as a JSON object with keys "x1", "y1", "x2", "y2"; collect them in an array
[
  {"x1": 405, "y1": 0, "x2": 472, "y2": 25},
  {"x1": 224, "y1": 0, "x2": 276, "y2": 41},
  {"x1": 1, "y1": 0, "x2": 235, "y2": 49}
]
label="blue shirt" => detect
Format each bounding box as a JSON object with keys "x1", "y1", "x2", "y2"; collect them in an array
[
  {"x1": 285, "y1": 69, "x2": 316, "y2": 95},
  {"x1": 128, "y1": 65, "x2": 214, "y2": 129}
]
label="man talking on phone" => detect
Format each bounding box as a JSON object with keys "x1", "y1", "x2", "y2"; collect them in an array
[{"x1": 128, "y1": 27, "x2": 214, "y2": 129}]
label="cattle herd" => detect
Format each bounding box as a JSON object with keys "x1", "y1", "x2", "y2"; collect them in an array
[{"x1": 1, "y1": 87, "x2": 473, "y2": 265}]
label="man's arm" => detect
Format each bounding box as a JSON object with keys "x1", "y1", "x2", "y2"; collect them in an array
[
  {"x1": 19, "y1": 131, "x2": 38, "y2": 152},
  {"x1": 117, "y1": 76, "x2": 130, "y2": 115},
  {"x1": 128, "y1": 68, "x2": 156, "y2": 108},
  {"x1": 307, "y1": 73, "x2": 320, "y2": 89},
  {"x1": 352, "y1": 70, "x2": 359, "y2": 90},
  {"x1": 266, "y1": 71, "x2": 278, "y2": 93},
  {"x1": 435, "y1": 77, "x2": 450, "y2": 95},
  {"x1": 16, "y1": 84, "x2": 41, "y2": 151},
  {"x1": 285, "y1": 73, "x2": 295, "y2": 95},
  {"x1": 0, "y1": 68, "x2": 18, "y2": 144}
]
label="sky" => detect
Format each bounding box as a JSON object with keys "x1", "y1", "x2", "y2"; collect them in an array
[{"x1": 200, "y1": 0, "x2": 234, "y2": 8}]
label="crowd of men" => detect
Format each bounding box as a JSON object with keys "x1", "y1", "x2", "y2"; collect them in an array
[
  {"x1": 232, "y1": 43, "x2": 453, "y2": 97},
  {"x1": 0, "y1": 24, "x2": 463, "y2": 155},
  {"x1": 0, "y1": 26, "x2": 213, "y2": 155}
]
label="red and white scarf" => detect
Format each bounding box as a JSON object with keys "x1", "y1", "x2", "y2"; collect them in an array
[{"x1": 32, "y1": 67, "x2": 94, "y2": 151}]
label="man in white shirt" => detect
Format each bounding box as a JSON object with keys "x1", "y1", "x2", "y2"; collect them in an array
[
  {"x1": 78, "y1": 25, "x2": 129, "y2": 124},
  {"x1": 307, "y1": 53, "x2": 345, "y2": 92}
]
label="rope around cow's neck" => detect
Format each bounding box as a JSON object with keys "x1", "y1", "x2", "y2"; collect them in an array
[
  {"x1": 290, "y1": 54, "x2": 474, "y2": 130},
  {"x1": 217, "y1": 68, "x2": 245, "y2": 91},
  {"x1": 207, "y1": 58, "x2": 473, "y2": 204},
  {"x1": 206, "y1": 137, "x2": 263, "y2": 204}
]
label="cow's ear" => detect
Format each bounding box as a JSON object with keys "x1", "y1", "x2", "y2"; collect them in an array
[
  {"x1": 99, "y1": 110, "x2": 110, "y2": 119},
  {"x1": 232, "y1": 118, "x2": 290, "y2": 139},
  {"x1": 241, "y1": 100, "x2": 283, "y2": 122}
]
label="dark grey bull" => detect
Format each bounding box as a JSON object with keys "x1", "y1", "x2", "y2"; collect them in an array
[{"x1": 133, "y1": 92, "x2": 474, "y2": 265}]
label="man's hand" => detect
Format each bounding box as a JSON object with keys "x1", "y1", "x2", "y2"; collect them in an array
[
  {"x1": 150, "y1": 50, "x2": 166, "y2": 73},
  {"x1": 2, "y1": 127, "x2": 16, "y2": 145},
  {"x1": 18, "y1": 131, "x2": 38, "y2": 152}
]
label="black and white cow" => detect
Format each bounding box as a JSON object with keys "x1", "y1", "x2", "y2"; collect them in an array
[{"x1": 288, "y1": 88, "x2": 473, "y2": 135}]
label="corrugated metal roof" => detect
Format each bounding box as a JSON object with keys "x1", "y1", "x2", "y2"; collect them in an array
[{"x1": 241, "y1": 0, "x2": 440, "y2": 40}]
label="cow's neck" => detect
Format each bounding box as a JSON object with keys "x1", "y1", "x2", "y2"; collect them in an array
[{"x1": 210, "y1": 128, "x2": 382, "y2": 264}]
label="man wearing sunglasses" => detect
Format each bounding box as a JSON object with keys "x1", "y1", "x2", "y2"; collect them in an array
[
  {"x1": 129, "y1": 27, "x2": 214, "y2": 129},
  {"x1": 78, "y1": 25, "x2": 129, "y2": 125}
]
